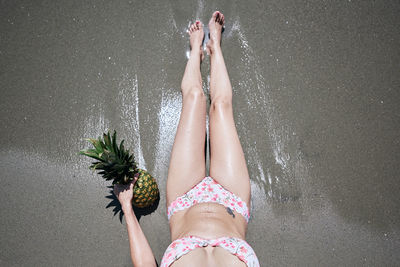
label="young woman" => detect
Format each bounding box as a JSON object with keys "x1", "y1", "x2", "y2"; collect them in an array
[{"x1": 114, "y1": 11, "x2": 260, "y2": 267}]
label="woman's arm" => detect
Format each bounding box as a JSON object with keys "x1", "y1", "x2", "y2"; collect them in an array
[
  {"x1": 122, "y1": 203, "x2": 157, "y2": 267},
  {"x1": 114, "y1": 181, "x2": 157, "y2": 267}
]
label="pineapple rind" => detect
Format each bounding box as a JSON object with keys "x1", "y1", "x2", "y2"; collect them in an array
[{"x1": 132, "y1": 169, "x2": 159, "y2": 208}]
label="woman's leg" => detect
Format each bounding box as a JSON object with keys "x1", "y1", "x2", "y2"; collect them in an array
[
  {"x1": 207, "y1": 12, "x2": 251, "y2": 207},
  {"x1": 166, "y1": 22, "x2": 207, "y2": 206}
]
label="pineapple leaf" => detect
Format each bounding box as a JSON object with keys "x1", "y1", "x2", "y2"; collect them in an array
[
  {"x1": 99, "y1": 136, "x2": 106, "y2": 150},
  {"x1": 92, "y1": 140, "x2": 104, "y2": 153},
  {"x1": 90, "y1": 163, "x2": 101, "y2": 170},
  {"x1": 83, "y1": 138, "x2": 102, "y2": 154},
  {"x1": 103, "y1": 132, "x2": 111, "y2": 150},
  {"x1": 108, "y1": 131, "x2": 114, "y2": 153},
  {"x1": 112, "y1": 130, "x2": 119, "y2": 155},
  {"x1": 119, "y1": 140, "x2": 125, "y2": 158},
  {"x1": 84, "y1": 148, "x2": 99, "y2": 155},
  {"x1": 80, "y1": 151, "x2": 103, "y2": 161},
  {"x1": 84, "y1": 138, "x2": 96, "y2": 145}
]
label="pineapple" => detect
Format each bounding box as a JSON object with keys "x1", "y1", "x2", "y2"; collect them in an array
[{"x1": 79, "y1": 130, "x2": 159, "y2": 208}]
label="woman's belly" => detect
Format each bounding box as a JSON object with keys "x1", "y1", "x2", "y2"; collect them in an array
[{"x1": 169, "y1": 202, "x2": 247, "y2": 241}]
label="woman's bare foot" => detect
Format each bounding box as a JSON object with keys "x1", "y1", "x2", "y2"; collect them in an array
[
  {"x1": 188, "y1": 21, "x2": 204, "y2": 61},
  {"x1": 206, "y1": 11, "x2": 225, "y2": 55}
]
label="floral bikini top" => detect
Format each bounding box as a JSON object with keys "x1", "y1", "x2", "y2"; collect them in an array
[{"x1": 160, "y1": 235, "x2": 260, "y2": 267}]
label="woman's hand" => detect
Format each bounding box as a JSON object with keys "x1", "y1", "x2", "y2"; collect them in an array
[{"x1": 114, "y1": 176, "x2": 138, "y2": 210}]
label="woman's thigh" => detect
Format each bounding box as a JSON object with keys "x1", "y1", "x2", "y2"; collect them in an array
[
  {"x1": 209, "y1": 100, "x2": 251, "y2": 207},
  {"x1": 166, "y1": 90, "x2": 207, "y2": 206}
]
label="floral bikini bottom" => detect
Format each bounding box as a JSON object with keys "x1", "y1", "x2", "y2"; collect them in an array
[
  {"x1": 160, "y1": 235, "x2": 260, "y2": 267},
  {"x1": 162, "y1": 177, "x2": 259, "y2": 267}
]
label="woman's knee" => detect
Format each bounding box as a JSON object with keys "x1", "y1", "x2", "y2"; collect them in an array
[
  {"x1": 182, "y1": 87, "x2": 205, "y2": 104},
  {"x1": 210, "y1": 96, "x2": 233, "y2": 115}
]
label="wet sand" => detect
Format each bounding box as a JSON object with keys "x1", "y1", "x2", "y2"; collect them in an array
[{"x1": 1, "y1": 0, "x2": 399, "y2": 266}]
